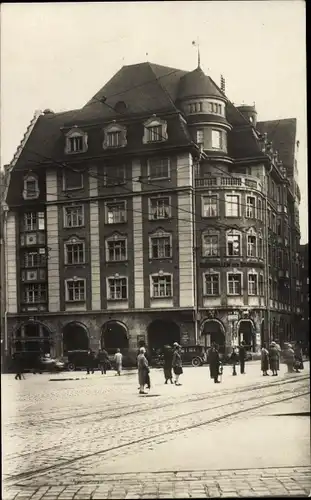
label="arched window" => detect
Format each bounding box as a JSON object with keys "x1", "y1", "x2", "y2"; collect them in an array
[
  {"x1": 23, "y1": 173, "x2": 39, "y2": 200},
  {"x1": 65, "y1": 127, "x2": 88, "y2": 154},
  {"x1": 103, "y1": 122, "x2": 127, "y2": 149},
  {"x1": 143, "y1": 116, "x2": 168, "y2": 144}
]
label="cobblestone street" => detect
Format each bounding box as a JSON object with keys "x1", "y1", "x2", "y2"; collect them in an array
[{"x1": 2, "y1": 361, "x2": 310, "y2": 499}]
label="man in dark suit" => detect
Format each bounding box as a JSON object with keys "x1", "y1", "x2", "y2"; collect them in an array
[{"x1": 239, "y1": 341, "x2": 246, "y2": 374}]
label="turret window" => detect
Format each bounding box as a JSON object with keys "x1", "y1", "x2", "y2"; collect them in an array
[
  {"x1": 189, "y1": 102, "x2": 203, "y2": 114},
  {"x1": 212, "y1": 130, "x2": 223, "y2": 149},
  {"x1": 209, "y1": 102, "x2": 223, "y2": 115},
  {"x1": 196, "y1": 129, "x2": 204, "y2": 145}
]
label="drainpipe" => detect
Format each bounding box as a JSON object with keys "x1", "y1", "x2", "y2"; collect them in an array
[
  {"x1": 265, "y1": 163, "x2": 273, "y2": 345},
  {"x1": 192, "y1": 158, "x2": 199, "y2": 345}
]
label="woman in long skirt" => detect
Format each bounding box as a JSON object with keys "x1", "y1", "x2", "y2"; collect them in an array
[
  {"x1": 163, "y1": 345, "x2": 173, "y2": 384},
  {"x1": 261, "y1": 343, "x2": 269, "y2": 376},
  {"x1": 269, "y1": 342, "x2": 280, "y2": 376}
]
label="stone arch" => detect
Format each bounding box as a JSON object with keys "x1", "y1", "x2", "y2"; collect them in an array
[
  {"x1": 62, "y1": 322, "x2": 89, "y2": 353},
  {"x1": 13, "y1": 321, "x2": 52, "y2": 355},
  {"x1": 200, "y1": 319, "x2": 226, "y2": 353},
  {"x1": 147, "y1": 319, "x2": 180, "y2": 353},
  {"x1": 101, "y1": 320, "x2": 129, "y2": 351},
  {"x1": 237, "y1": 319, "x2": 255, "y2": 351}
]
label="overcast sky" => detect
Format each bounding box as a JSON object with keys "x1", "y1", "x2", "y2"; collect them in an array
[{"x1": 1, "y1": 1, "x2": 307, "y2": 243}]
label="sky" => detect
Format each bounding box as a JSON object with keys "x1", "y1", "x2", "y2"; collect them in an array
[{"x1": 0, "y1": 1, "x2": 307, "y2": 243}]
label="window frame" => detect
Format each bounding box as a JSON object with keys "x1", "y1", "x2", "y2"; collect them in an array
[
  {"x1": 63, "y1": 205, "x2": 85, "y2": 228},
  {"x1": 202, "y1": 194, "x2": 218, "y2": 218},
  {"x1": 246, "y1": 195, "x2": 256, "y2": 218},
  {"x1": 226, "y1": 231, "x2": 242, "y2": 257},
  {"x1": 65, "y1": 278, "x2": 86, "y2": 302},
  {"x1": 225, "y1": 193, "x2": 240, "y2": 217},
  {"x1": 257, "y1": 197, "x2": 263, "y2": 221},
  {"x1": 104, "y1": 165, "x2": 126, "y2": 186},
  {"x1": 147, "y1": 157, "x2": 170, "y2": 180},
  {"x1": 103, "y1": 123, "x2": 127, "y2": 149},
  {"x1": 105, "y1": 235, "x2": 128, "y2": 262},
  {"x1": 62, "y1": 169, "x2": 84, "y2": 191},
  {"x1": 149, "y1": 231, "x2": 172, "y2": 260},
  {"x1": 227, "y1": 272, "x2": 243, "y2": 296},
  {"x1": 23, "y1": 283, "x2": 47, "y2": 303},
  {"x1": 196, "y1": 129, "x2": 204, "y2": 145},
  {"x1": 105, "y1": 200, "x2": 127, "y2": 225},
  {"x1": 149, "y1": 196, "x2": 171, "y2": 220},
  {"x1": 248, "y1": 273, "x2": 258, "y2": 295},
  {"x1": 143, "y1": 117, "x2": 168, "y2": 144},
  {"x1": 65, "y1": 128, "x2": 88, "y2": 155},
  {"x1": 150, "y1": 273, "x2": 173, "y2": 299},
  {"x1": 106, "y1": 276, "x2": 128, "y2": 300},
  {"x1": 211, "y1": 129, "x2": 223, "y2": 149},
  {"x1": 23, "y1": 174, "x2": 40, "y2": 200},
  {"x1": 247, "y1": 234, "x2": 257, "y2": 257},
  {"x1": 202, "y1": 232, "x2": 219, "y2": 257},
  {"x1": 64, "y1": 238, "x2": 86, "y2": 265},
  {"x1": 203, "y1": 272, "x2": 220, "y2": 296}
]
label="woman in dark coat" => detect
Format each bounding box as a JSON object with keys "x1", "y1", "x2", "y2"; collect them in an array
[
  {"x1": 137, "y1": 347, "x2": 150, "y2": 394},
  {"x1": 261, "y1": 343, "x2": 269, "y2": 376},
  {"x1": 172, "y1": 343, "x2": 183, "y2": 386},
  {"x1": 163, "y1": 345, "x2": 173, "y2": 384},
  {"x1": 269, "y1": 342, "x2": 280, "y2": 376},
  {"x1": 209, "y1": 344, "x2": 220, "y2": 383}
]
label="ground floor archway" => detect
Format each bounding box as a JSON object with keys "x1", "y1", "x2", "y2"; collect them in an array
[
  {"x1": 101, "y1": 321, "x2": 129, "y2": 351},
  {"x1": 147, "y1": 319, "x2": 180, "y2": 352},
  {"x1": 238, "y1": 320, "x2": 255, "y2": 351},
  {"x1": 201, "y1": 320, "x2": 225, "y2": 353},
  {"x1": 13, "y1": 322, "x2": 52, "y2": 355},
  {"x1": 62, "y1": 322, "x2": 89, "y2": 353}
]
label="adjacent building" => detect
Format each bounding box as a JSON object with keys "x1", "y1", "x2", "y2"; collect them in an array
[
  {"x1": 3, "y1": 61, "x2": 302, "y2": 359},
  {"x1": 299, "y1": 243, "x2": 309, "y2": 348}
]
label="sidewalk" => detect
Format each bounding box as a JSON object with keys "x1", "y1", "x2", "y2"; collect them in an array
[{"x1": 3, "y1": 467, "x2": 311, "y2": 499}]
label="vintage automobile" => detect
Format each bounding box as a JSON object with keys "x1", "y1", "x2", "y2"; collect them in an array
[
  {"x1": 64, "y1": 350, "x2": 93, "y2": 371},
  {"x1": 10, "y1": 352, "x2": 65, "y2": 373},
  {"x1": 151, "y1": 345, "x2": 208, "y2": 367}
]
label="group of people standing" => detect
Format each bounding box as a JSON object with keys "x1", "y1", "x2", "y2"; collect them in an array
[
  {"x1": 86, "y1": 348, "x2": 123, "y2": 375},
  {"x1": 261, "y1": 341, "x2": 304, "y2": 376},
  {"x1": 137, "y1": 342, "x2": 183, "y2": 395}
]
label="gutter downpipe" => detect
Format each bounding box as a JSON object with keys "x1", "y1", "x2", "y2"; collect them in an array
[
  {"x1": 192, "y1": 154, "x2": 199, "y2": 345},
  {"x1": 265, "y1": 162, "x2": 273, "y2": 345}
]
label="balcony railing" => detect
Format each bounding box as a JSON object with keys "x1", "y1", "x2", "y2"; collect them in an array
[{"x1": 195, "y1": 175, "x2": 261, "y2": 191}]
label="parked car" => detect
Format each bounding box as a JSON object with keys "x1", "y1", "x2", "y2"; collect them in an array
[
  {"x1": 64, "y1": 350, "x2": 92, "y2": 371},
  {"x1": 151, "y1": 345, "x2": 208, "y2": 368},
  {"x1": 10, "y1": 352, "x2": 65, "y2": 373}
]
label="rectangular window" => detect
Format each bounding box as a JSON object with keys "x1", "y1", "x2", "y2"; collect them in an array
[
  {"x1": 272, "y1": 213, "x2": 276, "y2": 233},
  {"x1": 150, "y1": 237, "x2": 171, "y2": 259},
  {"x1": 151, "y1": 275, "x2": 172, "y2": 298},
  {"x1": 248, "y1": 274, "x2": 258, "y2": 295},
  {"x1": 148, "y1": 158, "x2": 170, "y2": 179},
  {"x1": 23, "y1": 212, "x2": 37, "y2": 231},
  {"x1": 196, "y1": 129, "x2": 204, "y2": 145},
  {"x1": 269, "y1": 278, "x2": 272, "y2": 298},
  {"x1": 202, "y1": 235, "x2": 219, "y2": 257},
  {"x1": 23, "y1": 284, "x2": 47, "y2": 303},
  {"x1": 267, "y1": 209, "x2": 271, "y2": 229},
  {"x1": 277, "y1": 186, "x2": 282, "y2": 204},
  {"x1": 106, "y1": 201, "x2": 127, "y2": 224},
  {"x1": 202, "y1": 195, "x2": 218, "y2": 217},
  {"x1": 227, "y1": 274, "x2": 242, "y2": 295},
  {"x1": 69, "y1": 136, "x2": 83, "y2": 153},
  {"x1": 227, "y1": 233, "x2": 241, "y2": 256},
  {"x1": 107, "y1": 131, "x2": 121, "y2": 147},
  {"x1": 25, "y1": 180, "x2": 37, "y2": 198},
  {"x1": 105, "y1": 165, "x2": 126, "y2": 186},
  {"x1": 189, "y1": 102, "x2": 203, "y2": 113},
  {"x1": 257, "y1": 198, "x2": 263, "y2": 220},
  {"x1": 148, "y1": 126, "x2": 162, "y2": 142},
  {"x1": 247, "y1": 235, "x2": 257, "y2": 257},
  {"x1": 24, "y1": 251, "x2": 46, "y2": 268},
  {"x1": 259, "y1": 274, "x2": 264, "y2": 296},
  {"x1": 65, "y1": 242, "x2": 85, "y2": 264},
  {"x1": 258, "y1": 237, "x2": 263, "y2": 259},
  {"x1": 149, "y1": 197, "x2": 170, "y2": 220},
  {"x1": 277, "y1": 218, "x2": 282, "y2": 236},
  {"x1": 64, "y1": 205, "x2": 84, "y2": 228},
  {"x1": 212, "y1": 130, "x2": 222, "y2": 149},
  {"x1": 225, "y1": 194, "x2": 239, "y2": 217},
  {"x1": 66, "y1": 280, "x2": 85, "y2": 302},
  {"x1": 106, "y1": 239, "x2": 127, "y2": 261},
  {"x1": 63, "y1": 169, "x2": 83, "y2": 190},
  {"x1": 107, "y1": 277, "x2": 127, "y2": 300},
  {"x1": 204, "y1": 274, "x2": 220, "y2": 295},
  {"x1": 246, "y1": 196, "x2": 256, "y2": 218}
]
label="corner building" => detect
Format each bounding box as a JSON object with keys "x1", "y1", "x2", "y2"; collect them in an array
[{"x1": 4, "y1": 62, "x2": 302, "y2": 358}]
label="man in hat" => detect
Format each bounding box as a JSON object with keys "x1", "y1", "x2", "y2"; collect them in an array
[{"x1": 239, "y1": 341, "x2": 246, "y2": 374}]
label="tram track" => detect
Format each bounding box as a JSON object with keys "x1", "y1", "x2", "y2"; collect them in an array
[
  {"x1": 4, "y1": 380, "x2": 309, "y2": 484},
  {"x1": 6, "y1": 373, "x2": 309, "y2": 428}
]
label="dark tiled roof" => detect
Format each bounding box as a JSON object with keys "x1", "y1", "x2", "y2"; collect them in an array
[
  {"x1": 256, "y1": 118, "x2": 296, "y2": 169},
  {"x1": 177, "y1": 66, "x2": 224, "y2": 100},
  {"x1": 228, "y1": 128, "x2": 263, "y2": 160}
]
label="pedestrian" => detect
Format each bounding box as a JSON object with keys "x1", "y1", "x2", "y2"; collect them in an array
[
  {"x1": 230, "y1": 347, "x2": 239, "y2": 376},
  {"x1": 294, "y1": 341, "x2": 304, "y2": 372},
  {"x1": 98, "y1": 348, "x2": 109, "y2": 375},
  {"x1": 268, "y1": 341, "x2": 280, "y2": 376},
  {"x1": 137, "y1": 347, "x2": 150, "y2": 394},
  {"x1": 283, "y1": 343, "x2": 295, "y2": 373},
  {"x1": 163, "y1": 345, "x2": 173, "y2": 384},
  {"x1": 114, "y1": 348, "x2": 123, "y2": 376},
  {"x1": 239, "y1": 341, "x2": 246, "y2": 374},
  {"x1": 208, "y1": 343, "x2": 221, "y2": 383},
  {"x1": 261, "y1": 343, "x2": 270, "y2": 376},
  {"x1": 14, "y1": 353, "x2": 25, "y2": 380},
  {"x1": 86, "y1": 350, "x2": 95, "y2": 374},
  {"x1": 172, "y1": 342, "x2": 183, "y2": 386}
]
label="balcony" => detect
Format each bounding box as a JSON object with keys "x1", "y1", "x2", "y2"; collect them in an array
[{"x1": 195, "y1": 175, "x2": 262, "y2": 191}]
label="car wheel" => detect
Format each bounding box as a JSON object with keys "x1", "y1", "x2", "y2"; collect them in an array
[
  {"x1": 192, "y1": 357, "x2": 201, "y2": 367},
  {"x1": 67, "y1": 363, "x2": 75, "y2": 371}
]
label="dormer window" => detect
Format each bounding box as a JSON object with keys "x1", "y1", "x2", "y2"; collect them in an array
[
  {"x1": 103, "y1": 123, "x2": 127, "y2": 149},
  {"x1": 143, "y1": 117, "x2": 168, "y2": 144},
  {"x1": 65, "y1": 128, "x2": 88, "y2": 154},
  {"x1": 23, "y1": 174, "x2": 39, "y2": 200}
]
